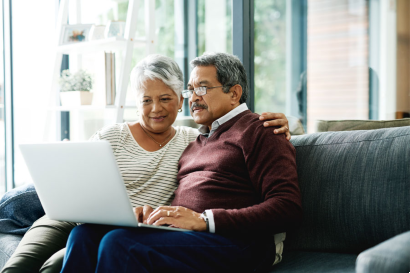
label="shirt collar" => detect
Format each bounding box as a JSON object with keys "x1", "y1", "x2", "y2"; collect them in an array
[{"x1": 198, "y1": 103, "x2": 249, "y2": 136}]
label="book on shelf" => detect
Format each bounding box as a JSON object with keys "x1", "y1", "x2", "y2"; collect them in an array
[{"x1": 105, "y1": 52, "x2": 116, "y2": 105}]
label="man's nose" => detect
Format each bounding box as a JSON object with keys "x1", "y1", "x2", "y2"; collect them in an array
[{"x1": 190, "y1": 91, "x2": 202, "y2": 103}]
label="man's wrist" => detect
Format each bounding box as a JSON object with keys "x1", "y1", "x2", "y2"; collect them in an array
[{"x1": 200, "y1": 211, "x2": 209, "y2": 232}]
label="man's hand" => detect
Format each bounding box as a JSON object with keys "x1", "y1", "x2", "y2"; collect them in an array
[
  {"x1": 259, "y1": 112, "x2": 291, "y2": 141},
  {"x1": 133, "y1": 205, "x2": 154, "y2": 224},
  {"x1": 146, "y1": 206, "x2": 207, "y2": 232}
]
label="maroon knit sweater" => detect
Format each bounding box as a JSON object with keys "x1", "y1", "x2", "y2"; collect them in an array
[{"x1": 172, "y1": 110, "x2": 302, "y2": 235}]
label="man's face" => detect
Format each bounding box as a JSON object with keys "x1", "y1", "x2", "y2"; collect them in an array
[{"x1": 188, "y1": 66, "x2": 233, "y2": 128}]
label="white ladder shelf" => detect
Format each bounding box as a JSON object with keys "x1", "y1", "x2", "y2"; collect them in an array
[{"x1": 47, "y1": 0, "x2": 155, "y2": 140}]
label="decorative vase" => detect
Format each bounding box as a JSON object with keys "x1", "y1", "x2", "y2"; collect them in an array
[{"x1": 60, "y1": 91, "x2": 93, "y2": 106}]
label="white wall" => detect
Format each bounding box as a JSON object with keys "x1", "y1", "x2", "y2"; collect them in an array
[{"x1": 12, "y1": 0, "x2": 57, "y2": 186}]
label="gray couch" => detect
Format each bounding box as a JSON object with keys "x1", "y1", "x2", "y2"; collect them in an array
[
  {"x1": 1, "y1": 125, "x2": 409, "y2": 272},
  {"x1": 272, "y1": 125, "x2": 410, "y2": 272},
  {"x1": 0, "y1": 234, "x2": 22, "y2": 270}
]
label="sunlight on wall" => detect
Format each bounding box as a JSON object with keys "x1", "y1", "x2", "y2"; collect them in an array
[{"x1": 12, "y1": 0, "x2": 56, "y2": 186}]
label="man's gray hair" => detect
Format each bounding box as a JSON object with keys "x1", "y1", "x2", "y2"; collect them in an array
[
  {"x1": 190, "y1": 52, "x2": 248, "y2": 104},
  {"x1": 130, "y1": 54, "x2": 184, "y2": 97}
]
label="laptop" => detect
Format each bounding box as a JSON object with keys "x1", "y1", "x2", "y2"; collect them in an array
[{"x1": 19, "y1": 141, "x2": 188, "y2": 232}]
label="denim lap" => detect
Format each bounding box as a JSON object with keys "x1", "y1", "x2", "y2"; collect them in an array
[{"x1": 62, "y1": 224, "x2": 263, "y2": 273}]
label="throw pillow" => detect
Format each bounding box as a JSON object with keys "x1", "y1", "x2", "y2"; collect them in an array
[{"x1": 0, "y1": 183, "x2": 45, "y2": 234}]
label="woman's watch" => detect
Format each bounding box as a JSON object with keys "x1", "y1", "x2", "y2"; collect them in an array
[{"x1": 201, "y1": 211, "x2": 209, "y2": 232}]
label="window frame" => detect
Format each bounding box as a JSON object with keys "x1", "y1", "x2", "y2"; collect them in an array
[{"x1": 3, "y1": 0, "x2": 15, "y2": 192}]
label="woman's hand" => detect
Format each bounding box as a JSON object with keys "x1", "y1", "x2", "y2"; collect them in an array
[
  {"x1": 259, "y1": 112, "x2": 291, "y2": 141},
  {"x1": 146, "y1": 206, "x2": 207, "y2": 232},
  {"x1": 133, "y1": 205, "x2": 154, "y2": 224}
]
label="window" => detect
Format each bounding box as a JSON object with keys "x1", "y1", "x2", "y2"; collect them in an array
[
  {"x1": 253, "y1": 0, "x2": 408, "y2": 133},
  {"x1": 0, "y1": 2, "x2": 5, "y2": 194},
  {"x1": 306, "y1": 0, "x2": 369, "y2": 132},
  {"x1": 197, "y1": 0, "x2": 232, "y2": 55},
  {"x1": 254, "y1": 1, "x2": 287, "y2": 115},
  {"x1": 11, "y1": 0, "x2": 56, "y2": 187}
]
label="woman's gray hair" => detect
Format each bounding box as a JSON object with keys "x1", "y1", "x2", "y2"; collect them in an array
[
  {"x1": 130, "y1": 54, "x2": 184, "y2": 98},
  {"x1": 190, "y1": 52, "x2": 248, "y2": 104}
]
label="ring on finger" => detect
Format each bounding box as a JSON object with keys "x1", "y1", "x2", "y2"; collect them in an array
[{"x1": 167, "y1": 211, "x2": 170, "y2": 217}]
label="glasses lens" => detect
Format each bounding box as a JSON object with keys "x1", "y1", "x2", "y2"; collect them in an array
[
  {"x1": 182, "y1": 90, "x2": 193, "y2": 98},
  {"x1": 197, "y1": 86, "x2": 207, "y2": 96}
]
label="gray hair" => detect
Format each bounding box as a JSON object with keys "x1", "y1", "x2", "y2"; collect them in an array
[
  {"x1": 190, "y1": 52, "x2": 248, "y2": 104},
  {"x1": 130, "y1": 54, "x2": 184, "y2": 98}
]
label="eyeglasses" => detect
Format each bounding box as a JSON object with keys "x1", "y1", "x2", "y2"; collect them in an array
[{"x1": 182, "y1": 86, "x2": 224, "y2": 98}]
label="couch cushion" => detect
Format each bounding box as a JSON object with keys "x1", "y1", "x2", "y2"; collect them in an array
[
  {"x1": 316, "y1": 118, "x2": 410, "y2": 132},
  {"x1": 356, "y1": 230, "x2": 410, "y2": 273},
  {"x1": 287, "y1": 126, "x2": 410, "y2": 253},
  {"x1": 0, "y1": 183, "x2": 45, "y2": 234},
  {"x1": 0, "y1": 233, "x2": 23, "y2": 270},
  {"x1": 271, "y1": 251, "x2": 356, "y2": 273}
]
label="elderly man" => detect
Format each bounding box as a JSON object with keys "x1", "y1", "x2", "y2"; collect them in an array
[{"x1": 62, "y1": 53, "x2": 302, "y2": 272}]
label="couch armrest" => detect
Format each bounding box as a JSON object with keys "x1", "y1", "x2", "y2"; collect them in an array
[{"x1": 356, "y1": 231, "x2": 410, "y2": 273}]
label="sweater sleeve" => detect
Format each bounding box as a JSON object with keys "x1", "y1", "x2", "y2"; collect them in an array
[{"x1": 211, "y1": 125, "x2": 303, "y2": 235}]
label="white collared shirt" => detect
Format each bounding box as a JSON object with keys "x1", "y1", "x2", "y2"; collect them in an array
[{"x1": 198, "y1": 103, "x2": 249, "y2": 138}]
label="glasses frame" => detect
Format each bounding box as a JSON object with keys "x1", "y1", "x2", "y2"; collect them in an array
[{"x1": 182, "y1": 85, "x2": 224, "y2": 98}]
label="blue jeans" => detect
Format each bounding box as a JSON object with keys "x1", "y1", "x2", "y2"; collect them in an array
[{"x1": 61, "y1": 224, "x2": 274, "y2": 273}]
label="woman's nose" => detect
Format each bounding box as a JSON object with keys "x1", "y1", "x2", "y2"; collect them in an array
[{"x1": 151, "y1": 101, "x2": 162, "y2": 112}]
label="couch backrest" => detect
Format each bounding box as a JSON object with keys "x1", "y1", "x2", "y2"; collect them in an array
[
  {"x1": 287, "y1": 126, "x2": 410, "y2": 253},
  {"x1": 316, "y1": 118, "x2": 410, "y2": 132}
]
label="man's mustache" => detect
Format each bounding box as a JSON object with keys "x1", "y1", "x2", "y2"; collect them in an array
[{"x1": 190, "y1": 102, "x2": 208, "y2": 112}]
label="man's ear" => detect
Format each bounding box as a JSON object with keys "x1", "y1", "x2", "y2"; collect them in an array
[{"x1": 229, "y1": 84, "x2": 243, "y2": 105}]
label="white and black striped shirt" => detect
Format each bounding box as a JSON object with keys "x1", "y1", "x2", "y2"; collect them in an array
[{"x1": 89, "y1": 123, "x2": 199, "y2": 208}]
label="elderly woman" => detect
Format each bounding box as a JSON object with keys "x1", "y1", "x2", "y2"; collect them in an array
[{"x1": 1, "y1": 54, "x2": 290, "y2": 273}]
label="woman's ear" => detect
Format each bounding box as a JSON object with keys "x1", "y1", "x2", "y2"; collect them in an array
[{"x1": 229, "y1": 84, "x2": 243, "y2": 105}]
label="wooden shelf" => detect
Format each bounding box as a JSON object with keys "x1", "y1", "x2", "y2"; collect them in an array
[{"x1": 57, "y1": 37, "x2": 146, "y2": 55}]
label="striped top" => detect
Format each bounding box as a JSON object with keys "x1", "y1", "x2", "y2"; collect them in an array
[{"x1": 89, "y1": 123, "x2": 199, "y2": 208}]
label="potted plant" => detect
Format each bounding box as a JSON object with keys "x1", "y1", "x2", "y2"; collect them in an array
[{"x1": 59, "y1": 69, "x2": 93, "y2": 106}]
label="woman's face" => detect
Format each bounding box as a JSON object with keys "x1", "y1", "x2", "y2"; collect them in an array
[{"x1": 138, "y1": 78, "x2": 183, "y2": 133}]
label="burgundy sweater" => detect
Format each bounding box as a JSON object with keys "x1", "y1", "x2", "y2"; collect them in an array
[{"x1": 172, "y1": 110, "x2": 302, "y2": 235}]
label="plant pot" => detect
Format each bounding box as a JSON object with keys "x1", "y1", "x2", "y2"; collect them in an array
[{"x1": 60, "y1": 91, "x2": 93, "y2": 106}]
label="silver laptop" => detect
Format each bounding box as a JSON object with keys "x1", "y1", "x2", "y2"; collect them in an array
[{"x1": 19, "y1": 141, "x2": 188, "y2": 232}]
